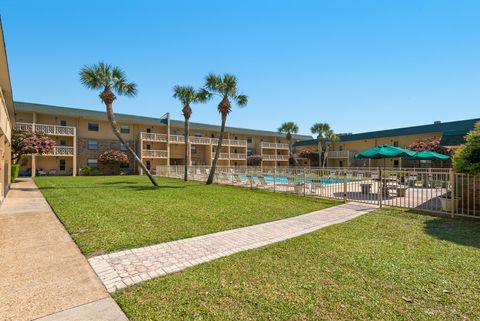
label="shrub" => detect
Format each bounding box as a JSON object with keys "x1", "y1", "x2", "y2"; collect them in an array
[
  {"x1": 247, "y1": 155, "x2": 262, "y2": 166},
  {"x1": 11, "y1": 164, "x2": 19, "y2": 183},
  {"x1": 453, "y1": 122, "x2": 480, "y2": 175},
  {"x1": 98, "y1": 150, "x2": 129, "y2": 164},
  {"x1": 11, "y1": 128, "x2": 56, "y2": 164},
  {"x1": 406, "y1": 139, "x2": 452, "y2": 156},
  {"x1": 79, "y1": 165, "x2": 98, "y2": 176}
]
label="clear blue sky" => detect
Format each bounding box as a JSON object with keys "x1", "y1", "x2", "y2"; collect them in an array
[{"x1": 2, "y1": 0, "x2": 479, "y2": 136}]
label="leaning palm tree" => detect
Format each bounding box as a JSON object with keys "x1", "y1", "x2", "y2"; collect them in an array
[
  {"x1": 323, "y1": 129, "x2": 339, "y2": 168},
  {"x1": 311, "y1": 122, "x2": 330, "y2": 167},
  {"x1": 79, "y1": 62, "x2": 158, "y2": 186},
  {"x1": 278, "y1": 122, "x2": 299, "y2": 166},
  {"x1": 172, "y1": 85, "x2": 210, "y2": 181},
  {"x1": 203, "y1": 73, "x2": 248, "y2": 185}
]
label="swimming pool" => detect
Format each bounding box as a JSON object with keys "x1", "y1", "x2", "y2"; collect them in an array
[{"x1": 238, "y1": 175, "x2": 346, "y2": 185}]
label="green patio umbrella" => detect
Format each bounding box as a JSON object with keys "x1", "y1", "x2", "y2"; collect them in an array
[
  {"x1": 354, "y1": 144, "x2": 416, "y2": 160},
  {"x1": 404, "y1": 150, "x2": 451, "y2": 161}
]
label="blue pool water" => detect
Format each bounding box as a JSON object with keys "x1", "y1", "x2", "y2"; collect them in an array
[{"x1": 238, "y1": 175, "x2": 345, "y2": 185}]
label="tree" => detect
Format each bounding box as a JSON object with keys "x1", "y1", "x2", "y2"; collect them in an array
[
  {"x1": 310, "y1": 123, "x2": 330, "y2": 168},
  {"x1": 173, "y1": 85, "x2": 210, "y2": 181},
  {"x1": 322, "y1": 129, "x2": 339, "y2": 168},
  {"x1": 406, "y1": 139, "x2": 452, "y2": 156},
  {"x1": 298, "y1": 148, "x2": 319, "y2": 166},
  {"x1": 203, "y1": 73, "x2": 248, "y2": 185},
  {"x1": 453, "y1": 122, "x2": 480, "y2": 175},
  {"x1": 278, "y1": 122, "x2": 299, "y2": 166},
  {"x1": 247, "y1": 155, "x2": 263, "y2": 166},
  {"x1": 79, "y1": 62, "x2": 158, "y2": 186},
  {"x1": 98, "y1": 150, "x2": 129, "y2": 164},
  {"x1": 11, "y1": 128, "x2": 56, "y2": 164}
]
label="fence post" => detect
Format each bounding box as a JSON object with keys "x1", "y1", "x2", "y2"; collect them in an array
[
  {"x1": 450, "y1": 170, "x2": 455, "y2": 218},
  {"x1": 274, "y1": 167, "x2": 276, "y2": 193},
  {"x1": 303, "y1": 169, "x2": 306, "y2": 197},
  {"x1": 343, "y1": 169, "x2": 347, "y2": 203},
  {"x1": 378, "y1": 167, "x2": 383, "y2": 208}
]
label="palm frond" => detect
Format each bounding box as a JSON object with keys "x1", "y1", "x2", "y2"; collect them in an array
[
  {"x1": 278, "y1": 121, "x2": 299, "y2": 135},
  {"x1": 310, "y1": 122, "x2": 331, "y2": 137},
  {"x1": 196, "y1": 88, "x2": 212, "y2": 103},
  {"x1": 235, "y1": 94, "x2": 248, "y2": 107},
  {"x1": 79, "y1": 65, "x2": 103, "y2": 89},
  {"x1": 205, "y1": 73, "x2": 224, "y2": 93}
]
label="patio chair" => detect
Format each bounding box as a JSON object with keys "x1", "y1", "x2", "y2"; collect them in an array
[
  {"x1": 257, "y1": 175, "x2": 270, "y2": 189},
  {"x1": 233, "y1": 174, "x2": 247, "y2": 186},
  {"x1": 48, "y1": 169, "x2": 57, "y2": 176}
]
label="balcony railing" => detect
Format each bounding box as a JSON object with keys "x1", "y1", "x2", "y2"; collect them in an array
[
  {"x1": 140, "y1": 132, "x2": 167, "y2": 142},
  {"x1": 142, "y1": 150, "x2": 168, "y2": 158},
  {"x1": 262, "y1": 154, "x2": 290, "y2": 161},
  {"x1": 229, "y1": 153, "x2": 247, "y2": 160},
  {"x1": 42, "y1": 146, "x2": 74, "y2": 156},
  {"x1": 16, "y1": 122, "x2": 75, "y2": 136},
  {"x1": 169, "y1": 135, "x2": 186, "y2": 143},
  {"x1": 326, "y1": 150, "x2": 351, "y2": 158},
  {"x1": 212, "y1": 153, "x2": 230, "y2": 160},
  {"x1": 189, "y1": 137, "x2": 212, "y2": 145},
  {"x1": 0, "y1": 87, "x2": 12, "y2": 142},
  {"x1": 211, "y1": 138, "x2": 247, "y2": 147},
  {"x1": 261, "y1": 142, "x2": 289, "y2": 149}
]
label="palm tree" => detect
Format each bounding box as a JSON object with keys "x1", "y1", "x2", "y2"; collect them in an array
[
  {"x1": 278, "y1": 122, "x2": 299, "y2": 166},
  {"x1": 310, "y1": 123, "x2": 330, "y2": 167},
  {"x1": 79, "y1": 62, "x2": 158, "y2": 186},
  {"x1": 323, "y1": 129, "x2": 339, "y2": 168},
  {"x1": 203, "y1": 73, "x2": 248, "y2": 185},
  {"x1": 172, "y1": 85, "x2": 210, "y2": 181}
]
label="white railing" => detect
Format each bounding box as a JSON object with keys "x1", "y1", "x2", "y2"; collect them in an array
[
  {"x1": 211, "y1": 138, "x2": 248, "y2": 147},
  {"x1": 229, "y1": 153, "x2": 247, "y2": 160},
  {"x1": 142, "y1": 150, "x2": 168, "y2": 158},
  {"x1": 189, "y1": 137, "x2": 212, "y2": 145},
  {"x1": 261, "y1": 142, "x2": 289, "y2": 149},
  {"x1": 212, "y1": 153, "x2": 230, "y2": 159},
  {"x1": 326, "y1": 150, "x2": 351, "y2": 158},
  {"x1": 140, "y1": 132, "x2": 167, "y2": 142},
  {"x1": 262, "y1": 154, "x2": 290, "y2": 161},
  {"x1": 0, "y1": 88, "x2": 12, "y2": 142},
  {"x1": 43, "y1": 146, "x2": 74, "y2": 156},
  {"x1": 16, "y1": 122, "x2": 75, "y2": 136},
  {"x1": 169, "y1": 135, "x2": 185, "y2": 143}
]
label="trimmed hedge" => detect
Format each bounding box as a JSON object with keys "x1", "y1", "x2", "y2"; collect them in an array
[{"x1": 11, "y1": 164, "x2": 19, "y2": 183}]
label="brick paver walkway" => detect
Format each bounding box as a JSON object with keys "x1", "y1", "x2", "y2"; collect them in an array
[{"x1": 89, "y1": 202, "x2": 376, "y2": 292}]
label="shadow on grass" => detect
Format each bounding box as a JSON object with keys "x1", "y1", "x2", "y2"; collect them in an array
[
  {"x1": 37, "y1": 185, "x2": 185, "y2": 191},
  {"x1": 421, "y1": 213, "x2": 480, "y2": 248}
]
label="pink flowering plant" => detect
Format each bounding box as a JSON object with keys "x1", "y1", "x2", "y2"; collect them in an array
[
  {"x1": 98, "y1": 150, "x2": 129, "y2": 164},
  {"x1": 406, "y1": 139, "x2": 452, "y2": 156},
  {"x1": 11, "y1": 128, "x2": 56, "y2": 164}
]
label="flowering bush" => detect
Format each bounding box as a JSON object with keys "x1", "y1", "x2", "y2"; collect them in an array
[
  {"x1": 98, "y1": 150, "x2": 129, "y2": 164},
  {"x1": 11, "y1": 128, "x2": 56, "y2": 164},
  {"x1": 247, "y1": 155, "x2": 262, "y2": 166},
  {"x1": 406, "y1": 139, "x2": 452, "y2": 156},
  {"x1": 453, "y1": 122, "x2": 480, "y2": 175}
]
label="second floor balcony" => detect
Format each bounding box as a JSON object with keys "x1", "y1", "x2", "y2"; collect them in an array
[
  {"x1": 42, "y1": 146, "x2": 75, "y2": 156},
  {"x1": 16, "y1": 122, "x2": 76, "y2": 136},
  {"x1": 140, "y1": 132, "x2": 167, "y2": 142},
  {"x1": 326, "y1": 150, "x2": 351, "y2": 158},
  {"x1": 262, "y1": 154, "x2": 289, "y2": 161},
  {"x1": 261, "y1": 142, "x2": 289, "y2": 149},
  {"x1": 142, "y1": 149, "x2": 168, "y2": 158}
]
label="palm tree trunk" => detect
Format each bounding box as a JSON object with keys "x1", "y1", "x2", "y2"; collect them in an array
[
  {"x1": 206, "y1": 113, "x2": 227, "y2": 185},
  {"x1": 318, "y1": 141, "x2": 322, "y2": 168},
  {"x1": 288, "y1": 139, "x2": 299, "y2": 166},
  {"x1": 184, "y1": 117, "x2": 190, "y2": 181},
  {"x1": 323, "y1": 145, "x2": 329, "y2": 168},
  {"x1": 104, "y1": 102, "x2": 158, "y2": 186}
]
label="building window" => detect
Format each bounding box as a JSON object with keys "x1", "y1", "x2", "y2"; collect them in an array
[
  {"x1": 146, "y1": 160, "x2": 151, "y2": 170},
  {"x1": 339, "y1": 145, "x2": 344, "y2": 151},
  {"x1": 87, "y1": 159, "x2": 98, "y2": 168},
  {"x1": 234, "y1": 136, "x2": 238, "y2": 140},
  {"x1": 87, "y1": 140, "x2": 98, "y2": 150},
  {"x1": 247, "y1": 137, "x2": 253, "y2": 144},
  {"x1": 339, "y1": 161, "x2": 344, "y2": 167},
  {"x1": 247, "y1": 148, "x2": 254, "y2": 156},
  {"x1": 393, "y1": 141, "x2": 400, "y2": 147},
  {"x1": 120, "y1": 125, "x2": 130, "y2": 134},
  {"x1": 191, "y1": 146, "x2": 197, "y2": 154},
  {"x1": 59, "y1": 140, "x2": 66, "y2": 146},
  {"x1": 146, "y1": 128, "x2": 151, "y2": 133},
  {"x1": 172, "y1": 130, "x2": 177, "y2": 135},
  {"x1": 234, "y1": 149, "x2": 238, "y2": 153},
  {"x1": 192, "y1": 160, "x2": 197, "y2": 165},
  {"x1": 393, "y1": 160, "x2": 400, "y2": 167},
  {"x1": 88, "y1": 122, "x2": 99, "y2": 131},
  {"x1": 120, "y1": 143, "x2": 127, "y2": 151},
  {"x1": 211, "y1": 133, "x2": 215, "y2": 138},
  {"x1": 195, "y1": 133, "x2": 202, "y2": 137},
  {"x1": 146, "y1": 144, "x2": 151, "y2": 150},
  {"x1": 59, "y1": 120, "x2": 67, "y2": 126},
  {"x1": 59, "y1": 159, "x2": 66, "y2": 171}
]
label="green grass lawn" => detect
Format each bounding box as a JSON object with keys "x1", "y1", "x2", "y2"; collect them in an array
[
  {"x1": 113, "y1": 208, "x2": 480, "y2": 321},
  {"x1": 34, "y1": 176, "x2": 337, "y2": 256}
]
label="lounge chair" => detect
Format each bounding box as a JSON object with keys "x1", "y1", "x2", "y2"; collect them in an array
[
  {"x1": 233, "y1": 174, "x2": 247, "y2": 186},
  {"x1": 257, "y1": 175, "x2": 270, "y2": 189}
]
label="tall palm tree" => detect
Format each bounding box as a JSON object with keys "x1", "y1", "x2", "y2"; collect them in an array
[
  {"x1": 79, "y1": 62, "x2": 158, "y2": 186},
  {"x1": 311, "y1": 123, "x2": 330, "y2": 167},
  {"x1": 323, "y1": 129, "x2": 339, "y2": 168},
  {"x1": 278, "y1": 122, "x2": 299, "y2": 166},
  {"x1": 203, "y1": 73, "x2": 248, "y2": 185},
  {"x1": 172, "y1": 85, "x2": 210, "y2": 181}
]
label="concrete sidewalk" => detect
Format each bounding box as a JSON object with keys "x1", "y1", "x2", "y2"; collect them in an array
[{"x1": 0, "y1": 178, "x2": 127, "y2": 321}]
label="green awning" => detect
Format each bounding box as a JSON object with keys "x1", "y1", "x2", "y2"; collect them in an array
[
  {"x1": 405, "y1": 150, "x2": 451, "y2": 161},
  {"x1": 354, "y1": 144, "x2": 416, "y2": 159}
]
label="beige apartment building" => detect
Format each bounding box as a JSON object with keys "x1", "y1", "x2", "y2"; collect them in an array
[
  {"x1": 0, "y1": 19, "x2": 15, "y2": 202},
  {"x1": 294, "y1": 118, "x2": 480, "y2": 168},
  {"x1": 14, "y1": 102, "x2": 311, "y2": 176}
]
